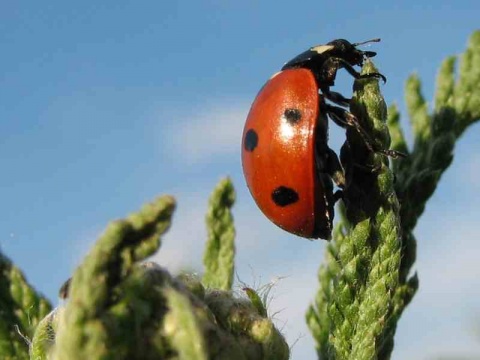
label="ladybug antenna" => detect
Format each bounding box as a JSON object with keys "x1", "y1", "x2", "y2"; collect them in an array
[{"x1": 353, "y1": 38, "x2": 381, "y2": 47}]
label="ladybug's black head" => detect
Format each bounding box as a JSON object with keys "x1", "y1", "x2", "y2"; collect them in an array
[
  {"x1": 327, "y1": 38, "x2": 379, "y2": 66},
  {"x1": 281, "y1": 38, "x2": 381, "y2": 79}
]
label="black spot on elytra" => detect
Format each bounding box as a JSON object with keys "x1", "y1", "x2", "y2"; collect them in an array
[
  {"x1": 282, "y1": 108, "x2": 302, "y2": 125},
  {"x1": 244, "y1": 129, "x2": 258, "y2": 152},
  {"x1": 271, "y1": 186, "x2": 299, "y2": 207}
]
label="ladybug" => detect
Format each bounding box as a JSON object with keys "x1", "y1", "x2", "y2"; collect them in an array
[{"x1": 241, "y1": 38, "x2": 390, "y2": 240}]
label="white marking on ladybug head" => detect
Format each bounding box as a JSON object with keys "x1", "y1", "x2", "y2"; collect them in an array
[{"x1": 310, "y1": 44, "x2": 335, "y2": 54}]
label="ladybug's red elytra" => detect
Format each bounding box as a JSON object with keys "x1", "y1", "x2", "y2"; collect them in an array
[{"x1": 241, "y1": 38, "x2": 397, "y2": 240}]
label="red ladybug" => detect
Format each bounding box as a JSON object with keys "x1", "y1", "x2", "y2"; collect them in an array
[{"x1": 241, "y1": 38, "x2": 387, "y2": 240}]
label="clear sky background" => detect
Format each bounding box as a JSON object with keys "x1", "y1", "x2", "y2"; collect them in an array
[{"x1": 1, "y1": 2, "x2": 479, "y2": 359}]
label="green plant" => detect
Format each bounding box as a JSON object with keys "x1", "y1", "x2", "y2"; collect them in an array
[
  {"x1": 26, "y1": 179, "x2": 288, "y2": 360},
  {"x1": 306, "y1": 30, "x2": 480, "y2": 359},
  {"x1": 0, "y1": 31, "x2": 478, "y2": 360},
  {"x1": 0, "y1": 253, "x2": 52, "y2": 360}
]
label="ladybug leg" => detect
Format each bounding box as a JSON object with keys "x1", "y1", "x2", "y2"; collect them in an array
[
  {"x1": 324, "y1": 103, "x2": 375, "y2": 151},
  {"x1": 333, "y1": 189, "x2": 343, "y2": 203},
  {"x1": 315, "y1": 145, "x2": 345, "y2": 188},
  {"x1": 339, "y1": 60, "x2": 386, "y2": 83},
  {"x1": 325, "y1": 147, "x2": 345, "y2": 188},
  {"x1": 323, "y1": 90, "x2": 350, "y2": 107},
  {"x1": 321, "y1": 57, "x2": 387, "y2": 83},
  {"x1": 325, "y1": 104, "x2": 406, "y2": 158},
  {"x1": 314, "y1": 110, "x2": 346, "y2": 187},
  {"x1": 352, "y1": 161, "x2": 382, "y2": 173}
]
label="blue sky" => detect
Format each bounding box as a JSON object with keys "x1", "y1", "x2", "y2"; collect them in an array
[{"x1": 1, "y1": 2, "x2": 479, "y2": 359}]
